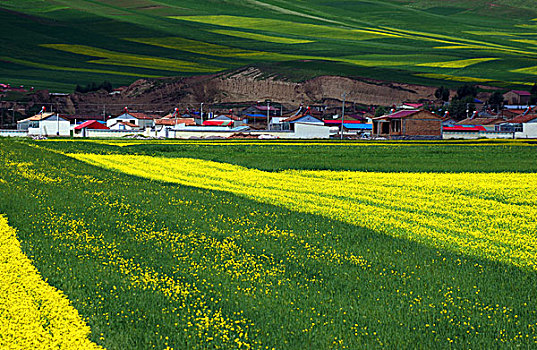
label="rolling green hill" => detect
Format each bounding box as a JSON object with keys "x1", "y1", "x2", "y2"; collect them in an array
[{"x1": 2, "y1": 0, "x2": 537, "y2": 91}]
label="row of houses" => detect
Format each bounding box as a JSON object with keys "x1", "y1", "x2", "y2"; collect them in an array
[{"x1": 7, "y1": 102, "x2": 537, "y2": 139}]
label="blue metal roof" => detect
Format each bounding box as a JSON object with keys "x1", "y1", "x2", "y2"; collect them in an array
[
  {"x1": 343, "y1": 123, "x2": 372, "y2": 130},
  {"x1": 245, "y1": 113, "x2": 266, "y2": 118}
]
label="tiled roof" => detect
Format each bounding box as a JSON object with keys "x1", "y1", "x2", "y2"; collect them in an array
[
  {"x1": 510, "y1": 90, "x2": 531, "y2": 96},
  {"x1": 457, "y1": 117, "x2": 506, "y2": 125},
  {"x1": 372, "y1": 110, "x2": 419, "y2": 120},
  {"x1": 283, "y1": 114, "x2": 322, "y2": 123},
  {"x1": 19, "y1": 112, "x2": 55, "y2": 122},
  {"x1": 155, "y1": 118, "x2": 196, "y2": 126},
  {"x1": 129, "y1": 112, "x2": 155, "y2": 120},
  {"x1": 505, "y1": 114, "x2": 537, "y2": 124}
]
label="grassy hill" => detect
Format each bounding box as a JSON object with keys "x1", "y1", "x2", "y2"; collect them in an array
[{"x1": 2, "y1": 0, "x2": 537, "y2": 91}]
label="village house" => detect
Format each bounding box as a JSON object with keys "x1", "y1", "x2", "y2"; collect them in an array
[
  {"x1": 74, "y1": 120, "x2": 109, "y2": 137},
  {"x1": 372, "y1": 110, "x2": 442, "y2": 139},
  {"x1": 323, "y1": 114, "x2": 372, "y2": 137},
  {"x1": 108, "y1": 121, "x2": 140, "y2": 131},
  {"x1": 106, "y1": 110, "x2": 156, "y2": 129},
  {"x1": 499, "y1": 114, "x2": 537, "y2": 138},
  {"x1": 206, "y1": 112, "x2": 247, "y2": 127},
  {"x1": 503, "y1": 90, "x2": 531, "y2": 106},
  {"x1": 154, "y1": 117, "x2": 196, "y2": 127},
  {"x1": 17, "y1": 112, "x2": 70, "y2": 136},
  {"x1": 282, "y1": 112, "x2": 324, "y2": 131},
  {"x1": 442, "y1": 125, "x2": 488, "y2": 139},
  {"x1": 241, "y1": 103, "x2": 281, "y2": 117},
  {"x1": 63, "y1": 114, "x2": 105, "y2": 128},
  {"x1": 456, "y1": 116, "x2": 507, "y2": 131}
]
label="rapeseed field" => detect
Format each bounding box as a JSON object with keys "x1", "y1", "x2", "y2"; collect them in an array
[
  {"x1": 1, "y1": 139, "x2": 537, "y2": 349},
  {"x1": 0, "y1": 215, "x2": 101, "y2": 349}
]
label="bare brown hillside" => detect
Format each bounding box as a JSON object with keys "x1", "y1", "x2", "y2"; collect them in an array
[{"x1": 33, "y1": 67, "x2": 442, "y2": 116}]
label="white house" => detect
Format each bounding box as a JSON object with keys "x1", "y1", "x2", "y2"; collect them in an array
[
  {"x1": 282, "y1": 114, "x2": 324, "y2": 131},
  {"x1": 501, "y1": 114, "x2": 537, "y2": 138},
  {"x1": 108, "y1": 121, "x2": 141, "y2": 131},
  {"x1": 18, "y1": 112, "x2": 70, "y2": 136},
  {"x1": 106, "y1": 112, "x2": 155, "y2": 129}
]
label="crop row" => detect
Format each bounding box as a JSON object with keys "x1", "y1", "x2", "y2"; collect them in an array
[
  {"x1": 0, "y1": 215, "x2": 100, "y2": 349},
  {"x1": 71, "y1": 154, "x2": 537, "y2": 271}
]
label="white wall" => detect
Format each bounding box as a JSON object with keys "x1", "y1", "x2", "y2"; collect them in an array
[
  {"x1": 28, "y1": 120, "x2": 70, "y2": 136},
  {"x1": 107, "y1": 117, "x2": 138, "y2": 127},
  {"x1": 86, "y1": 129, "x2": 148, "y2": 138},
  {"x1": 515, "y1": 122, "x2": 537, "y2": 138},
  {"x1": 292, "y1": 123, "x2": 331, "y2": 139},
  {"x1": 0, "y1": 130, "x2": 27, "y2": 137},
  {"x1": 443, "y1": 131, "x2": 514, "y2": 139},
  {"x1": 87, "y1": 123, "x2": 329, "y2": 139}
]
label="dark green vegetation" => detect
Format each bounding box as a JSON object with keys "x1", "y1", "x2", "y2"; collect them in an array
[
  {"x1": 2, "y1": 1, "x2": 537, "y2": 91},
  {"x1": 1, "y1": 138, "x2": 537, "y2": 348},
  {"x1": 42, "y1": 139, "x2": 537, "y2": 173}
]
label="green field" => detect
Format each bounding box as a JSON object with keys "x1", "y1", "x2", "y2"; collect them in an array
[
  {"x1": 1, "y1": 138, "x2": 537, "y2": 349},
  {"x1": 2, "y1": 1, "x2": 537, "y2": 91}
]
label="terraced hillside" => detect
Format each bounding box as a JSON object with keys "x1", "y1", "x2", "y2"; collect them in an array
[{"x1": 2, "y1": 0, "x2": 537, "y2": 91}]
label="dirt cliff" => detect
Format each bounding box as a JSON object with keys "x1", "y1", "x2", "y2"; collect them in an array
[{"x1": 51, "y1": 67, "x2": 440, "y2": 115}]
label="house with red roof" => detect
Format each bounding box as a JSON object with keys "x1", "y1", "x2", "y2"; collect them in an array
[
  {"x1": 503, "y1": 90, "x2": 531, "y2": 106},
  {"x1": 456, "y1": 117, "x2": 507, "y2": 131},
  {"x1": 372, "y1": 110, "x2": 442, "y2": 139},
  {"x1": 323, "y1": 115, "x2": 372, "y2": 136},
  {"x1": 74, "y1": 120, "x2": 109, "y2": 137}
]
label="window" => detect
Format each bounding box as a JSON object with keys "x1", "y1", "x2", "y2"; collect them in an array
[{"x1": 391, "y1": 119, "x2": 401, "y2": 133}]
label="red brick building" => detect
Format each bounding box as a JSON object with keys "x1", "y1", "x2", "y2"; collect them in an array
[{"x1": 372, "y1": 110, "x2": 442, "y2": 139}]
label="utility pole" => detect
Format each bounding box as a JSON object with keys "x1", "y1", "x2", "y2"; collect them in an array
[
  {"x1": 55, "y1": 102, "x2": 60, "y2": 136},
  {"x1": 340, "y1": 92, "x2": 346, "y2": 140},
  {"x1": 266, "y1": 99, "x2": 271, "y2": 130},
  {"x1": 39, "y1": 106, "x2": 45, "y2": 138}
]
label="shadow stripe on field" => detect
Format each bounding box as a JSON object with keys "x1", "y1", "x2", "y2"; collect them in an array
[{"x1": 69, "y1": 153, "x2": 537, "y2": 272}]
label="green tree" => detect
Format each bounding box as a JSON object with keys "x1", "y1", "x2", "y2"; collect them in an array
[
  {"x1": 530, "y1": 84, "x2": 537, "y2": 105},
  {"x1": 434, "y1": 86, "x2": 450, "y2": 102},
  {"x1": 455, "y1": 84, "x2": 478, "y2": 100},
  {"x1": 99, "y1": 81, "x2": 113, "y2": 93},
  {"x1": 374, "y1": 106, "x2": 388, "y2": 117},
  {"x1": 488, "y1": 91, "x2": 504, "y2": 112},
  {"x1": 448, "y1": 96, "x2": 475, "y2": 120}
]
